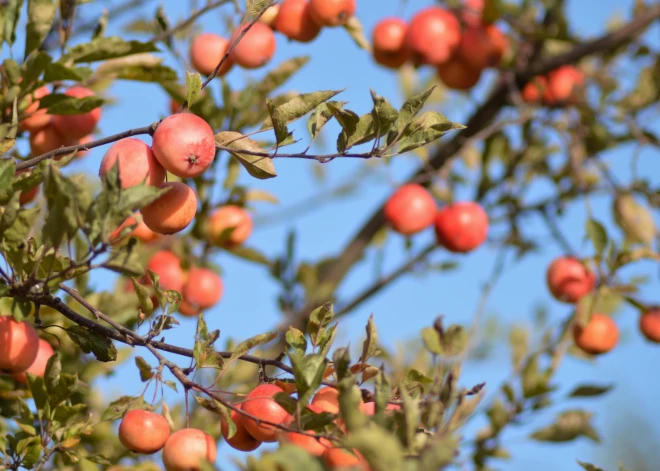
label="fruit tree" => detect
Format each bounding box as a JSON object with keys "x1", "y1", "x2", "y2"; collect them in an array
[{"x1": 1, "y1": 0, "x2": 660, "y2": 470}]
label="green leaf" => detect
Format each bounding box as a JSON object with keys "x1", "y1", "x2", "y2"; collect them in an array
[
  {"x1": 419, "y1": 435, "x2": 460, "y2": 470},
  {"x1": 577, "y1": 461, "x2": 606, "y2": 471},
  {"x1": 344, "y1": 425, "x2": 405, "y2": 471},
  {"x1": 50, "y1": 373, "x2": 77, "y2": 407},
  {"x1": 101, "y1": 395, "x2": 145, "y2": 421},
  {"x1": 0, "y1": 159, "x2": 15, "y2": 194},
  {"x1": 289, "y1": 353, "x2": 327, "y2": 405},
  {"x1": 59, "y1": 36, "x2": 159, "y2": 63},
  {"x1": 227, "y1": 332, "x2": 277, "y2": 364},
  {"x1": 44, "y1": 351, "x2": 62, "y2": 397},
  {"x1": 359, "y1": 314, "x2": 378, "y2": 364},
  {"x1": 369, "y1": 90, "x2": 398, "y2": 138},
  {"x1": 266, "y1": 99, "x2": 291, "y2": 145},
  {"x1": 530, "y1": 410, "x2": 599, "y2": 443},
  {"x1": 327, "y1": 103, "x2": 360, "y2": 152},
  {"x1": 25, "y1": 0, "x2": 56, "y2": 56},
  {"x1": 185, "y1": 70, "x2": 202, "y2": 107},
  {"x1": 40, "y1": 93, "x2": 104, "y2": 115},
  {"x1": 387, "y1": 87, "x2": 436, "y2": 145},
  {"x1": 223, "y1": 244, "x2": 272, "y2": 266},
  {"x1": 439, "y1": 324, "x2": 468, "y2": 357},
  {"x1": 42, "y1": 164, "x2": 83, "y2": 247},
  {"x1": 261, "y1": 89, "x2": 343, "y2": 131},
  {"x1": 396, "y1": 112, "x2": 465, "y2": 154},
  {"x1": 66, "y1": 325, "x2": 118, "y2": 362},
  {"x1": 285, "y1": 326, "x2": 307, "y2": 357},
  {"x1": 95, "y1": 54, "x2": 176, "y2": 83},
  {"x1": 307, "y1": 101, "x2": 346, "y2": 141},
  {"x1": 26, "y1": 375, "x2": 48, "y2": 412},
  {"x1": 585, "y1": 218, "x2": 608, "y2": 254},
  {"x1": 1, "y1": 0, "x2": 25, "y2": 46},
  {"x1": 333, "y1": 347, "x2": 350, "y2": 381},
  {"x1": 421, "y1": 327, "x2": 442, "y2": 355},
  {"x1": 337, "y1": 377, "x2": 369, "y2": 432},
  {"x1": 568, "y1": 384, "x2": 614, "y2": 398},
  {"x1": 131, "y1": 277, "x2": 154, "y2": 315},
  {"x1": 215, "y1": 131, "x2": 277, "y2": 180},
  {"x1": 42, "y1": 62, "x2": 93, "y2": 82},
  {"x1": 307, "y1": 302, "x2": 334, "y2": 347},
  {"x1": 135, "y1": 356, "x2": 154, "y2": 382},
  {"x1": 342, "y1": 15, "x2": 371, "y2": 51}
]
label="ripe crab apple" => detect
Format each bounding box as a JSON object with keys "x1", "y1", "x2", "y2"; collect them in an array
[
  {"x1": 405, "y1": 7, "x2": 461, "y2": 66},
  {"x1": 145, "y1": 250, "x2": 185, "y2": 293},
  {"x1": 19, "y1": 86, "x2": 51, "y2": 132},
  {"x1": 151, "y1": 113, "x2": 216, "y2": 179},
  {"x1": 640, "y1": 309, "x2": 660, "y2": 343},
  {"x1": 522, "y1": 76, "x2": 548, "y2": 103},
  {"x1": 141, "y1": 182, "x2": 198, "y2": 235},
  {"x1": 181, "y1": 268, "x2": 223, "y2": 311},
  {"x1": 434, "y1": 202, "x2": 489, "y2": 253},
  {"x1": 573, "y1": 313, "x2": 619, "y2": 355},
  {"x1": 12, "y1": 339, "x2": 54, "y2": 384},
  {"x1": 311, "y1": 386, "x2": 366, "y2": 415},
  {"x1": 208, "y1": 205, "x2": 253, "y2": 247},
  {"x1": 230, "y1": 22, "x2": 277, "y2": 69},
  {"x1": 0, "y1": 316, "x2": 40, "y2": 374},
  {"x1": 220, "y1": 403, "x2": 262, "y2": 452},
  {"x1": 437, "y1": 56, "x2": 483, "y2": 90},
  {"x1": 279, "y1": 404, "x2": 330, "y2": 456},
  {"x1": 99, "y1": 138, "x2": 165, "y2": 188},
  {"x1": 29, "y1": 124, "x2": 74, "y2": 156},
  {"x1": 545, "y1": 66, "x2": 585, "y2": 104},
  {"x1": 275, "y1": 0, "x2": 322, "y2": 43},
  {"x1": 241, "y1": 384, "x2": 293, "y2": 442},
  {"x1": 460, "y1": 0, "x2": 485, "y2": 26},
  {"x1": 260, "y1": 5, "x2": 280, "y2": 28},
  {"x1": 372, "y1": 17, "x2": 410, "y2": 69},
  {"x1": 51, "y1": 86, "x2": 102, "y2": 140},
  {"x1": 546, "y1": 256, "x2": 596, "y2": 304},
  {"x1": 458, "y1": 24, "x2": 508, "y2": 70},
  {"x1": 189, "y1": 33, "x2": 233, "y2": 77},
  {"x1": 162, "y1": 428, "x2": 217, "y2": 471},
  {"x1": 323, "y1": 446, "x2": 369, "y2": 470},
  {"x1": 110, "y1": 214, "x2": 161, "y2": 244},
  {"x1": 383, "y1": 184, "x2": 436, "y2": 236},
  {"x1": 118, "y1": 410, "x2": 171, "y2": 454},
  {"x1": 308, "y1": 0, "x2": 356, "y2": 27}
]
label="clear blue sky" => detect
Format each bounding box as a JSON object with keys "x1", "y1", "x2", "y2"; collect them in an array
[{"x1": 8, "y1": 0, "x2": 660, "y2": 469}]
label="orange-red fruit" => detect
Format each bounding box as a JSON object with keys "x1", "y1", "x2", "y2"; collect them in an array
[
  {"x1": 230, "y1": 22, "x2": 277, "y2": 69},
  {"x1": 0, "y1": 316, "x2": 39, "y2": 374},
  {"x1": 241, "y1": 384, "x2": 293, "y2": 442},
  {"x1": 405, "y1": 7, "x2": 461, "y2": 65},
  {"x1": 309, "y1": 0, "x2": 355, "y2": 27},
  {"x1": 190, "y1": 33, "x2": 234, "y2": 77},
  {"x1": 311, "y1": 386, "x2": 366, "y2": 414},
  {"x1": 110, "y1": 214, "x2": 161, "y2": 244},
  {"x1": 434, "y1": 202, "x2": 488, "y2": 253},
  {"x1": 383, "y1": 184, "x2": 437, "y2": 236},
  {"x1": 29, "y1": 124, "x2": 74, "y2": 155},
  {"x1": 162, "y1": 428, "x2": 217, "y2": 471},
  {"x1": 76, "y1": 134, "x2": 93, "y2": 158},
  {"x1": 99, "y1": 138, "x2": 165, "y2": 188},
  {"x1": 522, "y1": 76, "x2": 548, "y2": 103},
  {"x1": 151, "y1": 113, "x2": 216, "y2": 178},
  {"x1": 208, "y1": 205, "x2": 253, "y2": 247},
  {"x1": 51, "y1": 86, "x2": 102, "y2": 140},
  {"x1": 260, "y1": 5, "x2": 280, "y2": 28},
  {"x1": 323, "y1": 446, "x2": 369, "y2": 470},
  {"x1": 640, "y1": 309, "x2": 660, "y2": 343},
  {"x1": 573, "y1": 313, "x2": 619, "y2": 355},
  {"x1": 177, "y1": 300, "x2": 201, "y2": 317},
  {"x1": 20, "y1": 86, "x2": 51, "y2": 132},
  {"x1": 546, "y1": 256, "x2": 596, "y2": 304},
  {"x1": 275, "y1": 0, "x2": 322, "y2": 43},
  {"x1": 372, "y1": 17, "x2": 409, "y2": 69},
  {"x1": 461, "y1": 0, "x2": 484, "y2": 26},
  {"x1": 221, "y1": 403, "x2": 262, "y2": 452},
  {"x1": 458, "y1": 24, "x2": 507, "y2": 70},
  {"x1": 363, "y1": 402, "x2": 401, "y2": 415},
  {"x1": 437, "y1": 56, "x2": 482, "y2": 90},
  {"x1": 141, "y1": 182, "x2": 198, "y2": 235},
  {"x1": 145, "y1": 250, "x2": 185, "y2": 292},
  {"x1": 12, "y1": 339, "x2": 54, "y2": 384},
  {"x1": 118, "y1": 410, "x2": 171, "y2": 454},
  {"x1": 545, "y1": 66, "x2": 585, "y2": 104},
  {"x1": 181, "y1": 268, "x2": 223, "y2": 311},
  {"x1": 280, "y1": 404, "x2": 329, "y2": 456}
]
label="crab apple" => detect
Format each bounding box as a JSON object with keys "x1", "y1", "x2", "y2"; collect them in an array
[
  {"x1": 434, "y1": 202, "x2": 488, "y2": 253},
  {"x1": 51, "y1": 86, "x2": 101, "y2": 140},
  {"x1": 151, "y1": 113, "x2": 216, "y2": 179},
  {"x1": 383, "y1": 184, "x2": 437, "y2": 236},
  {"x1": 311, "y1": 386, "x2": 365, "y2": 415},
  {"x1": 241, "y1": 384, "x2": 293, "y2": 442},
  {"x1": 11, "y1": 339, "x2": 54, "y2": 384},
  {"x1": 19, "y1": 86, "x2": 51, "y2": 132},
  {"x1": 29, "y1": 124, "x2": 74, "y2": 155},
  {"x1": 461, "y1": 0, "x2": 485, "y2": 26},
  {"x1": 99, "y1": 138, "x2": 165, "y2": 189},
  {"x1": 260, "y1": 5, "x2": 280, "y2": 28},
  {"x1": 521, "y1": 76, "x2": 548, "y2": 103},
  {"x1": 208, "y1": 205, "x2": 253, "y2": 247},
  {"x1": 141, "y1": 182, "x2": 198, "y2": 235},
  {"x1": 279, "y1": 404, "x2": 329, "y2": 456},
  {"x1": 372, "y1": 17, "x2": 410, "y2": 69},
  {"x1": 162, "y1": 428, "x2": 217, "y2": 471},
  {"x1": 546, "y1": 256, "x2": 596, "y2": 304},
  {"x1": 573, "y1": 313, "x2": 619, "y2": 355},
  {"x1": 177, "y1": 300, "x2": 200, "y2": 317},
  {"x1": 15, "y1": 168, "x2": 40, "y2": 206},
  {"x1": 363, "y1": 402, "x2": 401, "y2": 416},
  {"x1": 118, "y1": 410, "x2": 171, "y2": 454},
  {"x1": 275, "y1": 0, "x2": 322, "y2": 43},
  {"x1": 190, "y1": 33, "x2": 234, "y2": 77},
  {"x1": 0, "y1": 316, "x2": 39, "y2": 374},
  {"x1": 323, "y1": 446, "x2": 369, "y2": 470},
  {"x1": 405, "y1": 7, "x2": 461, "y2": 66},
  {"x1": 145, "y1": 250, "x2": 185, "y2": 293},
  {"x1": 640, "y1": 309, "x2": 660, "y2": 343},
  {"x1": 458, "y1": 24, "x2": 508, "y2": 70},
  {"x1": 181, "y1": 268, "x2": 223, "y2": 311},
  {"x1": 220, "y1": 403, "x2": 262, "y2": 452},
  {"x1": 110, "y1": 214, "x2": 161, "y2": 244},
  {"x1": 309, "y1": 0, "x2": 355, "y2": 27},
  {"x1": 545, "y1": 66, "x2": 585, "y2": 104},
  {"x1": 437, "y1": 56, "x2": 483, "y2": 90},
  {"x1": 76, "y1": 134, "x2": 93, "y2": 158},
  {"x1": 230, "y1": 22, "x2": 277, "y2": 69}
]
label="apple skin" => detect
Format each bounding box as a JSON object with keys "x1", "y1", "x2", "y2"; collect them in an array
[
  {"x1": 19, "y1": 86, "x2": 51, "y2": 132},
  {"x1": 0, "y1": 317, "x2": 40, "y2": 374},
  {"x1": 275, "y1": 0, "x2": 322, "y2": 43},
  {"x1": 51, "y1": 86, "x2": 102, "y2": 140},
  {"x1": 241, "y1": 384, "x2": 293, "y2": 442},
  {"x1": 383, "y1": 184, "x2": 437, "y2": 236},
  {"x1": 190, "y1": 33, "x2": 234, "y2": 77},
  {"x1": 141, "y1": 182, "x2": 198, "y2": 235},
  {"x1": 230, "y1": 23, "x2": 277, "y2": 69},
  {"x1": 372, "y1": 17, "x2": 410, "y2": 69},
  {"x1": 118, "y1": 410, "x2": 171, "y2": 454},
  {"x1": 308, "y1": 0, "x2": 356, "y2": 27},
  {"x1": 437, "y1": 56, "x2": 483, "y2": 90},
  {"x1": 640, "y1": 309, "x2": 660, "y2": 343},
  {"x1": 99, "y1": 137, "x2": 165, "y2": 189},
  {"x1": 145, "y1": 250, "x2": 185, "y2": 293},
  {"x1": 573, "y1": 313, "x2": 618, "y2": 355},
  {"x1": 208, "y1": 205, "x2": 253, "y2": 247},
  {"x1": 434, "y1": 202, "x2": 488, "y2": 253},
  {"x1": 11, "y1": 339, "x2": 54, "y2": 384},
  {"x1": 405, "y1": 7, "x2": 461, "y2": 66},
  {"x1": 546, "y1": 256, "x2": 596, "y2": 304},
  {"x1": 182, "y1": 268, "x2": 224, "y2": 311},
  {"x1": 221, "y1": 403, "x2": 262, "y2": 452},
  {"x1": 161, "y1": 428, "x2": 217, "y2": 471}
]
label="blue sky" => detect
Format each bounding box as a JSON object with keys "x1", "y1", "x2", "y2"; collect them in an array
[{"x1": 6, "y1": 0, "x2": 660, "y2": 469}]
